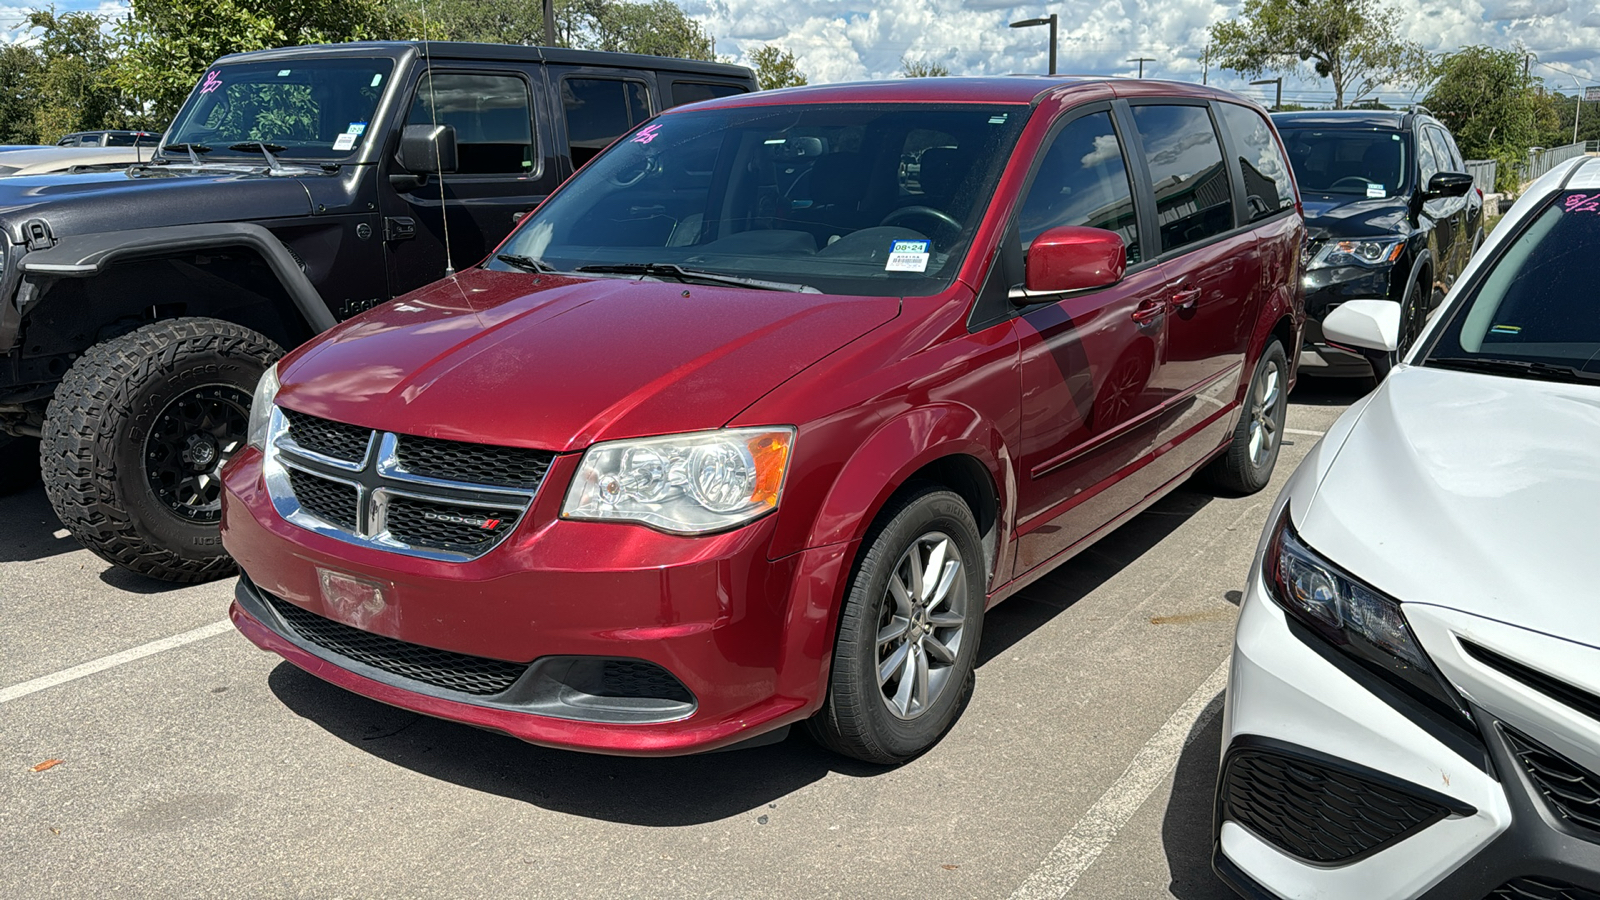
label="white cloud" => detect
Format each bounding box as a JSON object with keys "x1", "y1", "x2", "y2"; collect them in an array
[{"x1": 686, "y1": 0, "x2": 1600, "y2": 107}]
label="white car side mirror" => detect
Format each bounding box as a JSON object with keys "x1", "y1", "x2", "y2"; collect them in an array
[{"x1": 1323, "y1": 300, "x2": 1401, "y2": 353}]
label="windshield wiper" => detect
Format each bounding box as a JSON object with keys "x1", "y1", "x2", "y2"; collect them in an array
[
  {"x1": 574, "y1": 262, "x2": 815, "y2": 292},
  {"x1": 495, "y1": 253, "x2": 557, "y2": 274},
  {"x1": 162, "y1": 143, "x2": 211, "y2": 165},
  {"x1": 228, "y1": 141, "x2": 288, "y2": 173},
  {"x1": 1428, "y1": 356, "x2": 1600, "y2": 384}
]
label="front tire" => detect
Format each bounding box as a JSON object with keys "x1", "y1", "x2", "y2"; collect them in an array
[
  {"x1": 1206, "y1": 340, "x2": 1288, "y2": 495},
  {"x1": 807, "y1": 486, "x2": 986, "y2": 764},
  {"x1": 41, "y1": 318, "x2": 282, "y2": 582}
]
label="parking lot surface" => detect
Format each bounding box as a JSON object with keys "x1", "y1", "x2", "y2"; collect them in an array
[{"x1": 2, "y1": 379, "x2": 1361, "y2": 898}]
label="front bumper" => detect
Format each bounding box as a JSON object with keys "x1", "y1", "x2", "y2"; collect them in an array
[
  {"x1": 1216, "y1": 570, "x2": 1600, "y2": 898},
  {"x1": 1297, "y1": 265, "x2": 1401, "y2": 377},
  {"x1": 221, "y1": 446, "x2": 853, "y2": 756}
]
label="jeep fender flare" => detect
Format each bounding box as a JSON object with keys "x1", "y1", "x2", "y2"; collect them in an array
[{"x1": 17, "y1": 222, "x2": 337, "y2": 334}]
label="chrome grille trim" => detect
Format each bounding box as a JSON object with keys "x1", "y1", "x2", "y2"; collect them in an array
[{"x1": 261, "y1": 407, "x2": 549, "y2": 562}]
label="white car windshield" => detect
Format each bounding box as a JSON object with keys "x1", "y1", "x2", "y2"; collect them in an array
[
  {"x1": 493, "y1": 103, "x2": 1031, "y2": 297},
  {"x1": 1427, "y1": 191, "x2": 1600, "y2": 379}
]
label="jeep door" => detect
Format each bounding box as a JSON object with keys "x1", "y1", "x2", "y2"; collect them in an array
[
  {"x1": 1011, "y1": 105, "x2": 1175, "y2": 574},
  {"x1": 379, "y1": 65, "x2": 562, "y2": 296},
  {"x1": 549, "y1": 68, "x2": 657, "y2": 176}
]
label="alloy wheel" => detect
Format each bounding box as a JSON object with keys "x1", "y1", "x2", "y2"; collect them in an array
[
  {"x1": 877, "y1": 531, "x2": 969, "y2": 720},
  {"x1": 144, "y1": 384, "x2": 252, "y2": 523},
  {"x1": 1248, "y1": 361, "x2": 1282, "y2": 468}
]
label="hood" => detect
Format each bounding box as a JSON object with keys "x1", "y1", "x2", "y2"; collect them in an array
[
  {"x1": 1296, "y1": 364, "x2": 1600, "y2": 647},
  {"x1": 1300, "y1": 193, "x2": 1411, "y2": 241},
  {"x1": 275, "y1": 267, "x2": 901, "y2": 451},
  {"x1": 0, "y1": 168, "x2": 313, "y2": 237}
]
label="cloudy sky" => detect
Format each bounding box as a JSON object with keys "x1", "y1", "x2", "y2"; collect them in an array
[{"x1": 3, "y1": 0, "x2": 1596, "y2": 109}]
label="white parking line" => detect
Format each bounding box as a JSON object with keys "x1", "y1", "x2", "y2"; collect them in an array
[
  {"x1": 1285, "y1": 427, "x2": 1326, "y2": 437},
  {"x1": 0, "y1": 619, "x2": 233, "y2": 704},
  {"x1": 1008, "y1": 657, "x2": 1231, "y2": 900}
]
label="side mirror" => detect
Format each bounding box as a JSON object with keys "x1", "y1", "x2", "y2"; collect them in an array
[
  {"x1": 1425, "y1": 171, "x2": 1473, "y2": 200},
  {"x1": 1022, "y1": 226, "x2": 1127, "y2": 297},
  {"x1": 396, "y1": 124, "x2": 458, "y2": 175},
  {"x1": 1323, "y1": 299, "x2": 1401, "y2": 355}
]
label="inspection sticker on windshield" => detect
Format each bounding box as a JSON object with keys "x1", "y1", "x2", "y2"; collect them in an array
[
  {"x1": 886, "y1": 239, "x2": 931, "y2": 272},
  {"x1": 1366, "y1": 183, "x2": 1385, "y2": 198},
  {"x1": 345, "y1": 122, "x2": 367, "y2": 135},
  {"x1": 332, "y1": 133, "x2": 358, "y2": 151}
]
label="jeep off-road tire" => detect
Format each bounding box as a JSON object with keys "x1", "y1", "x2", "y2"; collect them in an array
[
  {"x1": 41, "y1": 318, "x2": 283, "y2": 583},
  {"x1": 806, "y1": 485, "x2": 985, "y2": 764}
]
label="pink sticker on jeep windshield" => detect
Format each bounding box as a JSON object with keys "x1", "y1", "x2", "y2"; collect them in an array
[
  {"x1": 1563, "y1": 193, "x2": 1600, "y2": 213},
  {"x1": 200, "y1": 70, "x2": 223, "y2": 94},
  {"x1": 631, "y1": 124, "x2": 663, "y2": 145}
]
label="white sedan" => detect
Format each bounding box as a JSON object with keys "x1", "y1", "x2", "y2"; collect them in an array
[{"x1": 1215, "y1": 155, "x2": 1600, "y2": 898}]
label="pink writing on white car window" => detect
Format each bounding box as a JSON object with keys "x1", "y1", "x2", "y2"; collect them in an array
[{"x1": 630, "y1": 124, "x2": 663, "y2": 145}]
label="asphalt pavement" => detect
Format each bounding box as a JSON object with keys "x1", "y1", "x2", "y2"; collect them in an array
[{"x1": 0, "y1": 377, "x2": 1364, "y2": 899}]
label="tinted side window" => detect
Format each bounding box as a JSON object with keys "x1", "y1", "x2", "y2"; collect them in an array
[
  {"x1": 1018, "y1": 110, "x2": 1141, "y2": 264},
  {"x1": 669, "y1": 82, "x2": 746, "y2": 108},
  {"x1": 1131, "y1": 105, "x2": 1235, "y2": 253},
  {"x1": 407, "y1": 72, "x2": 535, "y2": 175},
  {"x1": 564, "y1": 78, "x2": 651, "y2": 168},
  {"x1": 1215, "y1": 103, "x2": 1294, "y2": 221},
  {"x1": 1426, "y1": 126, "x2": 1456, "y2": 174},
  {"x1": 1416, "y1": 127, "x2": 1439, "y2": 184}
]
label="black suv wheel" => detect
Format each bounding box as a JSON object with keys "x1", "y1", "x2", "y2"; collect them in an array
[{"x1": 41, "y1": 318, "x2": 282, "y2": 582}]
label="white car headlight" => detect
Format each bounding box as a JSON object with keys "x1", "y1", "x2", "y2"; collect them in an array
[
  {"x1": 562, "y1": 427, "x2": 795, "y2": 534},
  {"x1": 246, "y1": 363, "x2": 280, "y2": 451},
  {"x1": 1307, "y1": 238, "x2": 1405, "y2": 270}
]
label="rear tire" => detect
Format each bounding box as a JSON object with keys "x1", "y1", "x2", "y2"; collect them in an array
[
  {"x1": 1207, "y1": 340, "x2": 1288, "y2": 495},
  {"x1": 41, "y1": 318, "x2": 282, "y2": 583},
  {"x1": 806, "y1": 486, "x2": 985, "y2": 764}
]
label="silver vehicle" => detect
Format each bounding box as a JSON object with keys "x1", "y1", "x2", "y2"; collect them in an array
[{"x1": 0, "y1": 146, "x2": 145, "y2": 177}]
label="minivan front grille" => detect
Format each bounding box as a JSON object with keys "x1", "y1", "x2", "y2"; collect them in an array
[
  {"x1": 281, "y1": 409, "x2": 372, "y2": 463},
  {"x1": 393, "y1": 433, "x2": 554, "y2": 489}
]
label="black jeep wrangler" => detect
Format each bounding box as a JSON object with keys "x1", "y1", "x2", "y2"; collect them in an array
[{"x1": 0, "y1": 41, "x2": 753, "y2": 581}]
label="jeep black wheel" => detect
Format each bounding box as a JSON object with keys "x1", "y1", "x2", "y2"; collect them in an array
[
  {"x1": 806, "y1": 485, "x2": 985, "y2": 764},
  {"x1": 41, "y1": 318, "x2": 283, "y2": 583}
]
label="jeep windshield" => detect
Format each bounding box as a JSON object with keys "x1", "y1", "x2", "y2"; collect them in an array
[
  {"x1": 1277, "y1": 127, "x2": 1409, "y2": 197},
  {"x1": 493, "y1": 103, "x2": 1030, "y2": 297},
  {"x1": 162, "y1": 58, "x2": 395, "y2": 162}
]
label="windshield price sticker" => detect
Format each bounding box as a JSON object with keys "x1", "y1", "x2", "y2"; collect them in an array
[
  {"x1": 886, "y1": 240, "x2": 932, "y2": 273},
  {"x1": 332, "y1": 133, "x2": 358, "y2": 151}
]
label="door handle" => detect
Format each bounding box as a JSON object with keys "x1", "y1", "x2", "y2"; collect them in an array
[
  {"x1": 1132, "y1": 297, "x2": 1165, "y2": 324},
  {"x1": 1171, "y1": 287, "x2": 1202, "y2": 310}
]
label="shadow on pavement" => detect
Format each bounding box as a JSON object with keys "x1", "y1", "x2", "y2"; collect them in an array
[
  {"x1": 0, "y1": 483, "x2": 80, "y2": 564},
  {"x1": 1291, "y1": 373, "x2": 1375, "y2": 406},
  {"x1": 268, "y1": 662, "x2": 883, "y2": 827},
  {"x1": 977, "y1": 486, "x2": 1212, "y2": 667},
  {"x1": 1162, "y1": 694, "x2": 1237, "y2": 900},
  {"x1": 96, "y1": 564, "x2": 199, "y2": 594}
]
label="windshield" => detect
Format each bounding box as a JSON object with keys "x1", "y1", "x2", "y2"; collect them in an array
[
  {"x1": 1277, "y1": 127, "x2": 1407, "y2": 197},
  {"x1": 494, "y1": 103, "x2": 1031, "y2": 297},
  {"x1": 1425, "y1": 193, "x2": 1600, "y2": 376},
  {"x1": 163, "y1": 58, "x2": 395, "y2": 161}
]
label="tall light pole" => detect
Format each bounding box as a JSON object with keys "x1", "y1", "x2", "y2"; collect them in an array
[
  {"x1": 1128, "y1": 57, "x2": 1155, "y2": 79},
  {"x1": 1010, "y1": 15, "x2": 1058, "y2": 76},
  {"x1": 1251, "y1": 77, "x2": 1283, "y2": 111}
]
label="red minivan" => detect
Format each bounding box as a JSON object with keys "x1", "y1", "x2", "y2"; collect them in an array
[{"x1": 221, "y1": 77, "x2": 1304, "y2": 762}]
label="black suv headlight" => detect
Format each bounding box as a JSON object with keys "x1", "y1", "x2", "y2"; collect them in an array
[
  {"x1": 1306, "y1": 237, "x2": 1405, "y2": 271},
  {"x1": 1265, "y1": 508, "x2": 1468, "y2": 722}
]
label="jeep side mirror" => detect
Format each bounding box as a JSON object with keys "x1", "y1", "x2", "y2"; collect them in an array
[
  {"x1": 1021, "y1": 226, "x2": 1126, "y2": 297},
  {"x1": 1425, "y1": 171, "x2": 1473, "y2": 200},
  {"x1": 397, "y1": 124, "x2": 459, "y2": 175}
]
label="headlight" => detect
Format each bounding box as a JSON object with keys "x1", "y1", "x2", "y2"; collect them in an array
[
  {"x1": 246, "y1": 363, "x2": 280, "y2": 451},
  {"x1": 1306, "y1": 238, "x2": 1405, "y2": 270},
  {"x1": 562, "y1": 427, "x2": 795, "y2": 534},
  {"x1": 1264, "y1": 509, "x2": 1468, "y2": 720}
]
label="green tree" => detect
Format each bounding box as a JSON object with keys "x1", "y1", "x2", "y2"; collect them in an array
[
  {"x1": 748, "y1": 45, "x2": 807, "y2": 91},
  {"x1": 900, "y1": 56, "x2": 950, "y2": 78},
  {"x1": 27, "y1": 9, "x2": 127, "y2": 142},
  {"x1": 408, "y1": 0, "x2": 715, "y2": 60},
  {"x1": 1423, "y1": 46, "x2": 1563, "y2": 191},
  {"x1": 111, "y1": 0, "x2": 404, "y2": 124},
  {"x1": 1210, "y1": 0, "x2": 1429, "y2": 109}
]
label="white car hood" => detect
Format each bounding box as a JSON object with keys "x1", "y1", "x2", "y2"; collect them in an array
[{"x1": 1296, "y1": 364, "x2": 1600, "y2": 648}]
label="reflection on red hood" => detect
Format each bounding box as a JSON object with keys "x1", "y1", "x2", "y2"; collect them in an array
[{"x1": 275, "y1": 268, "x2": 900, "y2": 451}]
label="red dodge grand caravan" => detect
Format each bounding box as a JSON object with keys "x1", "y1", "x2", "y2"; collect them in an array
[{"x1": 222, "y1": 77, "x2": 1305, "y2": 762}]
